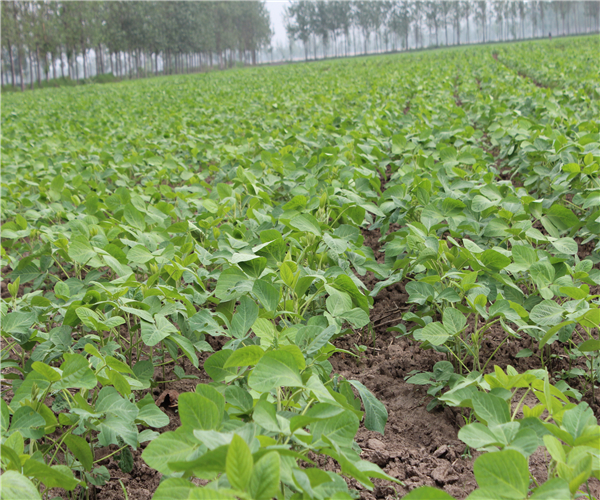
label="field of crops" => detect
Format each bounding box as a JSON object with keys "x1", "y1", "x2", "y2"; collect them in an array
[{"x1": 1, "y1": 35, "x2": 599, "y2": 500}]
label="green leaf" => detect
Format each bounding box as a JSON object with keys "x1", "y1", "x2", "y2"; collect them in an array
[
  {"x1": 226, "y1": 434, "x2": 253, "y2": 491},
  {"x1": 511, "y1": 244, "x2": 537, "y2": 269},
  {"x1": 413, "y1": 322, "x2": 449, "y2": 346},
  {"x1": 405, "y1": 281, "x2": 435, "y2": 305},
  {"x1": 459, "y1": 423, "x2": 503, "y2": 449},
  {"x1": 252, "y1": 396, "x2": 282, "y2": 433},
  {"x1": 9, "y1": 407, "x2": 45, "y2": 440},
  {"x1": 169, "y1": 334, "x2": 199, "y2": 368},
  {"x1": 252, "y1": 280, "x2": 280, "y2": 314},
  {"x1": 248, "y1": 452, "x2": 280, "y2": 500},
  {"x1": 217, "y1": 183, "x2": 233, "y2": 200},
  {"x1": 578, "y1": 339, "x2": 600, "y2": 352},
  {"x1": 280, "y1": 261, "x2": 297, "y2": 288},
  {"x1": 76, "y1": 307, "x2": 101, "y2": 329},
  {"x1": 312, "y1": 411, "x2": 359, "y2": 448},
  {"x1": 68, "y1": 240, "x2": 96, "y2": 264},
  {"x1": 543, "y1": 434, "x2": 566, "y2": 463},
  {"x1": 23, "y1": 460, "x2": 80, "y2": 491},
  {"x1": 473, "y1": 449, "x2": 528, "y2": 499},
  {"x1": 551, "y1": 237, "x2": 578, "y2": 255},
  {"x1": 31, "y1": 361, "x2": 62, "y2": 382},
  {"x1": 142, "y1": 430, "x2": 199, "y2": 475},
  {"x1": 560, "y1": 285, "x2": 589, "y2": 300},
  {"x1": 349, "y1": 380, "x2": 387, "y2": 434},
  {"x1": 530, "y1": 260, "x2": 555, "y2": 289},
  {"x1": 64, "y1": 434, "x2": 94, "y2": 471},
  {"x1": 195, "y1": 384, "x2": 226, "y2": 418},
  {"x1": 545, "y1": 205, "x2": 579, "y2": 232},
  {"x1": 169, "y1": 444, "x2": 229, "y2": 474},
  {"x1": 529, "y1": 478, "x2": 570, "y2": 500},
  {"x1": 133, "y1": 360, "x2": 154, "y2": 381},
  {"x1": 98, "y1": 416, "x2": 138, "y2": 448},
  {"x1": 326, "y1": 287, "x2": 353, "y2": 316},
  {"x1": 530, "y1": 300, "x2": 564, "y2": 326},
  {"x1": 54, "y1": 353, "x2": 97, "y2": 391},
  {"x1": 0, "y1": 471, "x2": 42, "y2": 500},
  {"x1": 480, "y1": 249, "x2": 511, "y2": 272},
  {"x1": 124, "y1": 203, "x2": 146, "y2": 231},
  {"x1": 472, "y1": 392, "x2": 510, "y2": 427},
  {"x1": 340, "y1": 308, "x2": 370, "y2": 328},
  {"x1": 471, "y1": 195, "x2": 496, "y2": 212},
  {"x1": 289, "y1": 213, "x2": 322, "y2": 236},
  {"x1": 223, "y1": 345, "x2": 264, "y2": 368},
  {"x1": 562, "y1": 403, "x2": 595, "y2": 440},
  {"x1": 1, "y1": 399, "x2": 9, "y2": 434},
  {"x1": 230, "y1": 295, "x2": 258, "y2": 338},
  {"x1": 179, "y1": 392, "x2": 221, "y2": 430},
  {"x1": 402, "y1": 486, "x2": 455, "y2": 499},
  {"x1": 443, "y1": 308, "x2": 467, "y2": 334},
  {"x1": 137, "y1": 404, "x2": 169, "y2": 428},
  {"x1": 204, "y1": 350, "x2": 237, "y2": 383},
  {"x1": 2, "y1": 311, "x2": 36, "y2": 334},
  {"x1": 105, "y1": 355, "x2": 134, "y2": 374},
  {"x1": 127, "y1": 245, "x2": 154, "y2": 264},
  {"x1": 153, "y1": 478, "x2": 233, "y2": 500},
  {"x1": 248, "y1": 350, "x2": 303, "y2": 392},
  {"x1": 141, "y1": 315, "x2": 177, "y2": 347}
]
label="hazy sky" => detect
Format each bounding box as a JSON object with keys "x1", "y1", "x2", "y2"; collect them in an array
[{"x1": 265, "y1": 1, "x2": 290, "y2": 45}]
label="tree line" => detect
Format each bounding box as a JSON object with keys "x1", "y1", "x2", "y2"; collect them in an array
[
  {"x1": 1, "y1": 1, "x2": 272, "y2": 90},
  {"x1": 284, "y1": 1, "x2": 600, "y2": 60}
]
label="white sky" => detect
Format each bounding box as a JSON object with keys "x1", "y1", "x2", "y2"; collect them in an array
[{"x1": 265, "y1": 1, "x2": 291, "y2": 45}]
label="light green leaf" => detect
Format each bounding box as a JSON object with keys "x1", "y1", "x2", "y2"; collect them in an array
[
  {"x1": 248, "y1": 452, "x2": 280, "y2": 500},
  {"x1": 289, "y1": 213, "x2": 322, "y2": 236},
  {"x1": 530, "y1": 300, "x2": 564, "y2": 326},
  {"x1": 473, "y1": 449, "x2": 528, "y2": 499},
  {"x1": 142, "y1": 430, "x2": 199, "y2": 475},
  {"x1": 472, "y1": 392, "x2": 510, "y2": 427},
  {"x1": 248, "y1": 351, "x2": 303, "y2": 392},
  {"x1": 413, "y1": 322, "x2": 449, "y2": 346},
  {"x1": 124, "y1": 203, "x2": 146, "y2": 231},
  {"x1": 226, "y1": 434, "x2": 253, "y2": 491},
  {"x1": 141, "y1": 315, "x2": 177, "y2": 347},
  {"x1": 252, "y1": 280, "x2": 280, "y2": 314},
  {"x1": 137, "y1": 404, "x2": 169, "y2": 429},
  {"x1": 443, "y1": 308, "x2": 467, "y2": 335},
  {"x1": 340, "y1": 308, "x2": 370, "y2": 328},
  {"x1": 551, "y1": 237, "x2": 578, "y2": 255},
  {"x1": 54, "y1": 353, "x2": 97, "y2": 391},
  {"x1": 179, "y1": 393, "x2": 221, "y2": 430},
  {"x1": 223, "y1": 345, "x2": 264, "y2": 368},
  {"x1": 22, "y1": 460, "x2": 80, "y2": 490},
  {"x1": 0, "y1": 471, "x2": 42, "y2": 500},
  {"x1": 127, "y1": 245, "x2": 154, "y2": 264},
  {"x1": 403, "y1": 486, "x2": 455, "y2": 499},
  {"x1": 230, "y1": 295, "x2": 258, "y2": 339}
]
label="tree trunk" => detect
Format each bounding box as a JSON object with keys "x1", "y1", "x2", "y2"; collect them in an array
[
  {"x1": 29, "y1": 50, "x2": 34, "y2": 89},
  {"x1": 82, "y1": 44, "x2": 87, "y2": 79},
  {"x1": 36, "y1": 46, "x2": 42, "y2": 85},
  {"x1": 8, "y1": 42, "x2": 16, "y2": 87},
  {"x1": 98, "y1": 45, "x2": 104, "y2": 75},
  {"x1": 466, "y1": 14, "x2": 470, "y2": 43},
  {"x1": 17, "y1": 49, "x2": 24, "y2": 90}
]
